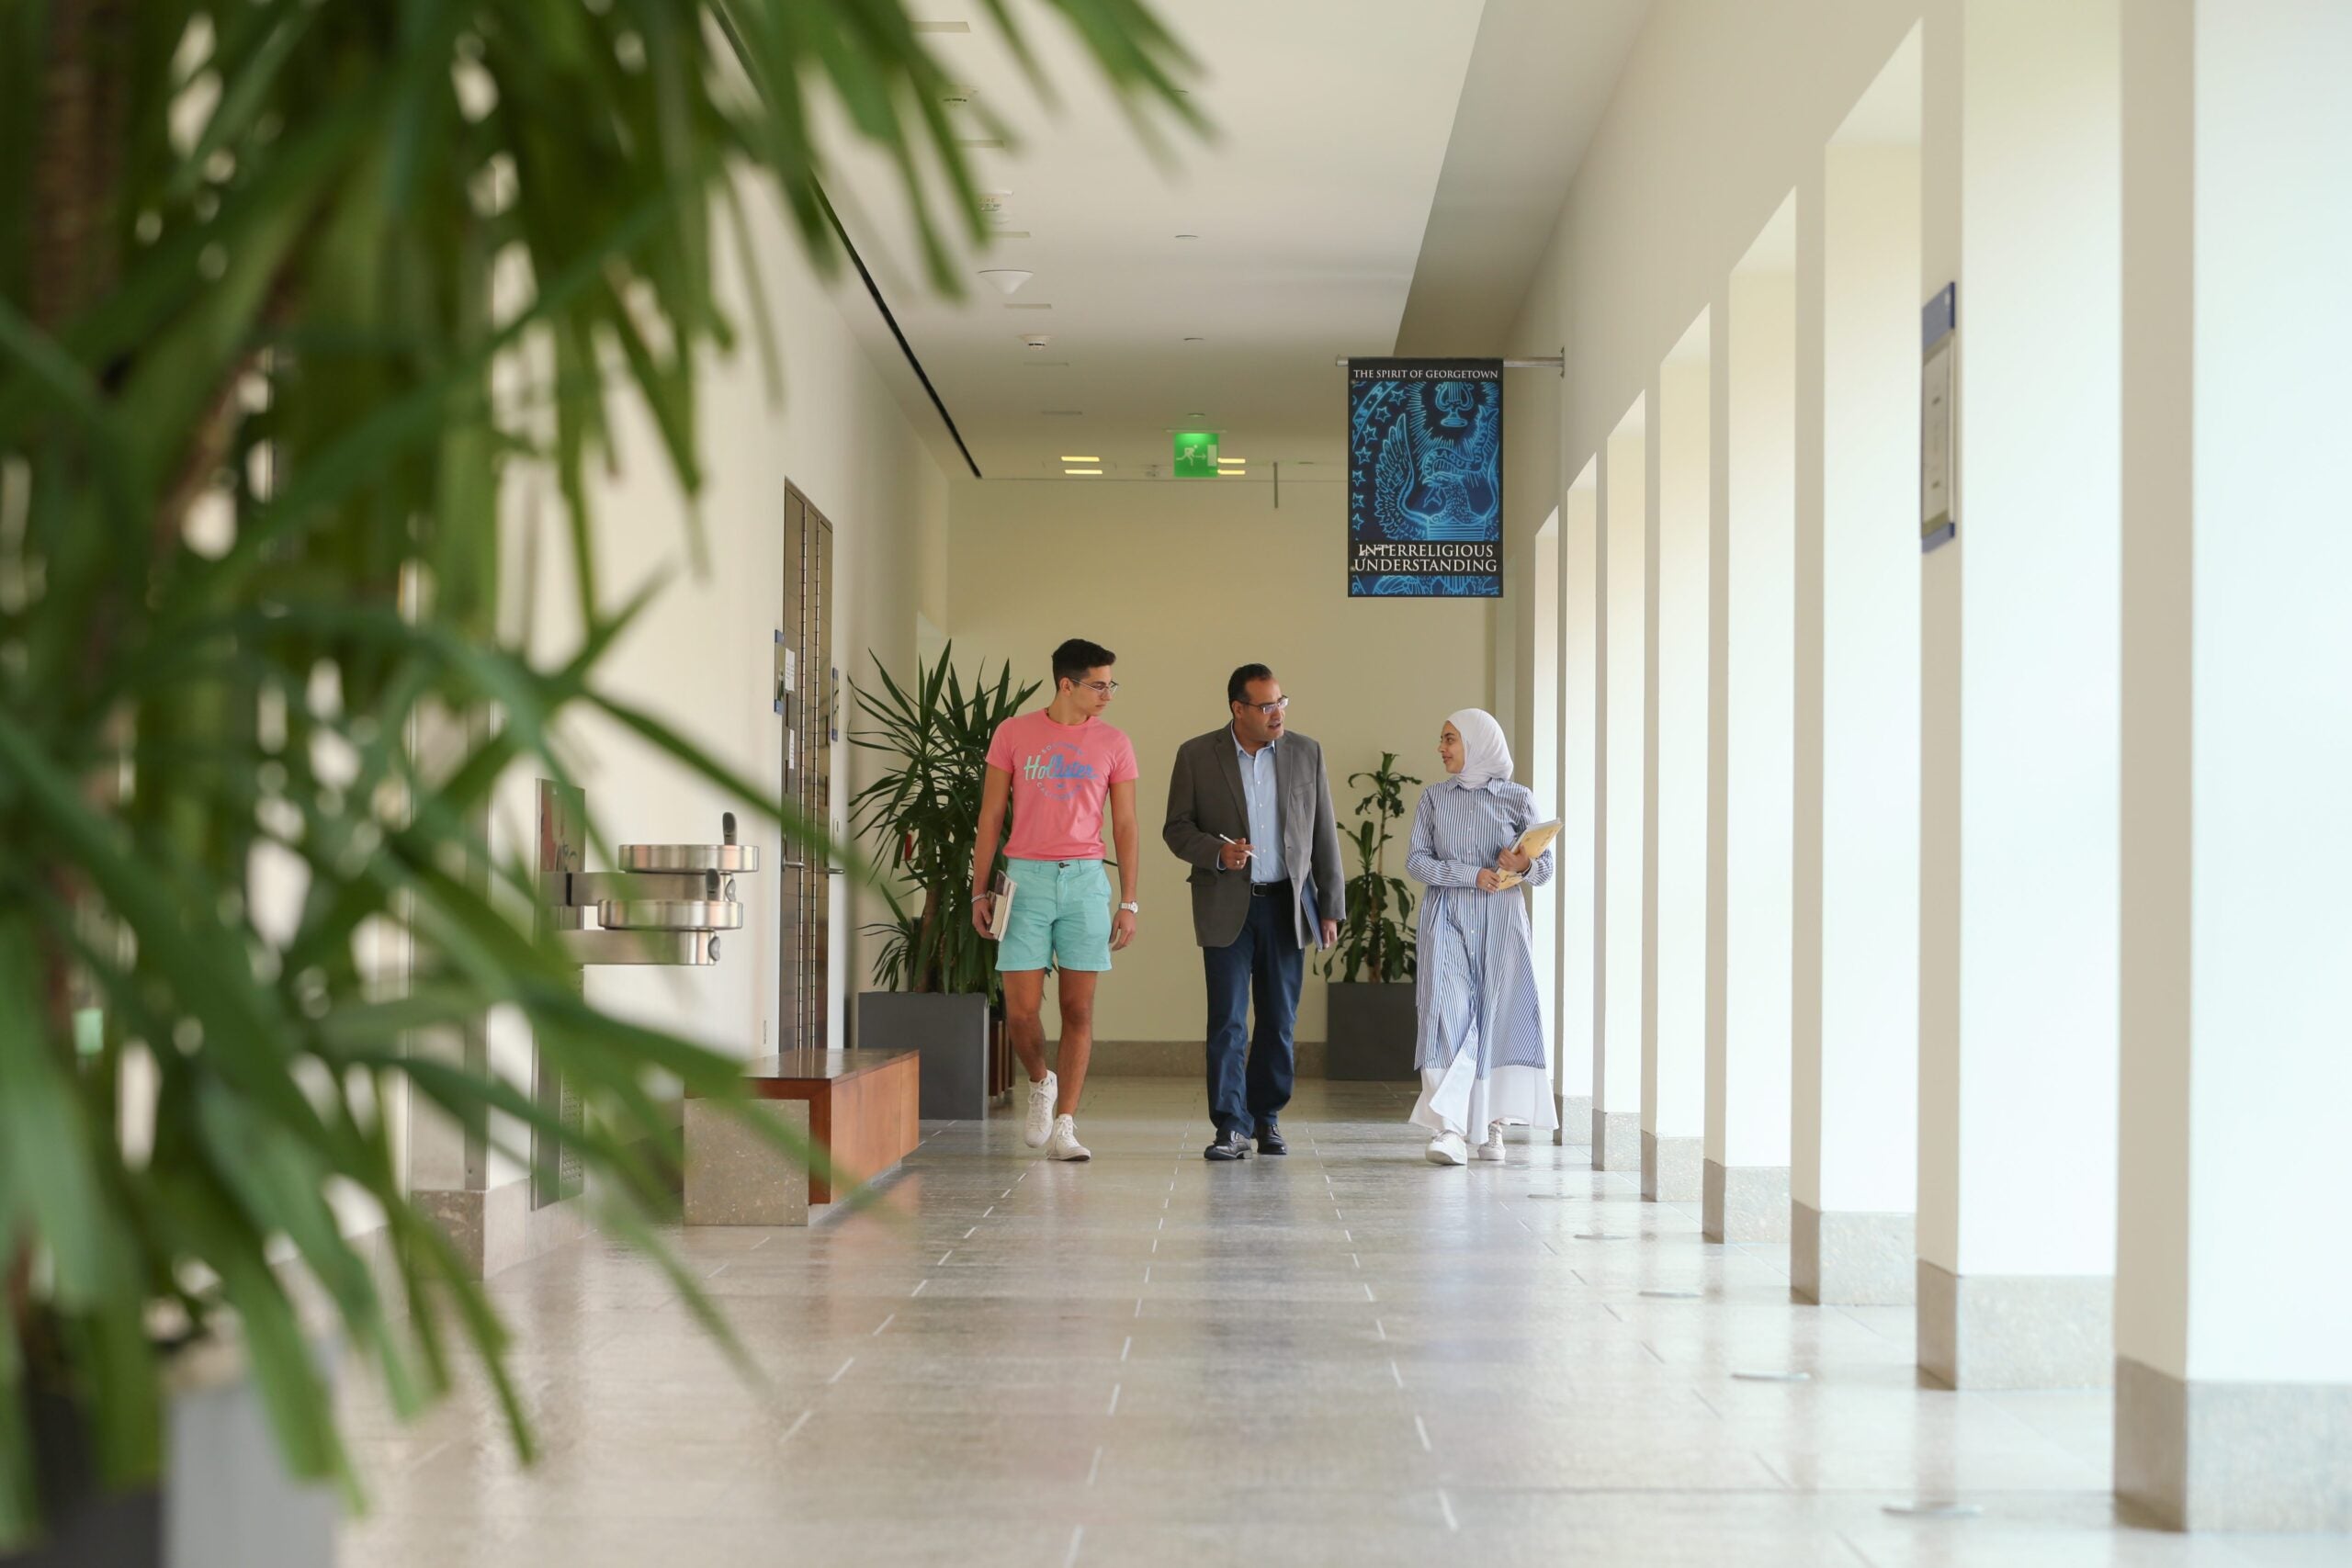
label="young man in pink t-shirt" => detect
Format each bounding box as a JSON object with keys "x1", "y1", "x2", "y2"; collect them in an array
[{"x1": 971, "y1": 638, "x2": 1141, "y2": 1160}]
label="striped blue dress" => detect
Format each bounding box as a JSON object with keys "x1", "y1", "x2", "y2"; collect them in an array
[{"x1": 1406, "y1": 777, "x2": 1558, "y2": 1137}]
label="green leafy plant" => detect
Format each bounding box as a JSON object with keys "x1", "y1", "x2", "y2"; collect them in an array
[
  {"x1": 850, "y1": 645, "x2": 1038, "y2": 1007},
  {"x1": 1321, "y1": 752, "x2": 1422, "y2": 984},
  {"x1": 0, "y1": 0, "x2": 1193, "y2": 1549}
]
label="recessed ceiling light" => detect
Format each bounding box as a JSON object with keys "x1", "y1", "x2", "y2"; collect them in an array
[
  {"x1": 1185, "y1": 412, "x2": 1204, "y2": 420},
  {"x1": 1182, "y1": 335, "x2": 1206, "y2": 343},
  {"x1": 1004, "y1": 302, "x2": 1052, "y2": 310},
  {"x1": 1216, "y1": 457, "x2": 1246, "y2": 466},
  {"x1": 978, "y1": 267, "x2": 1032, "y2": 295},
  {"x1": 1216, "y1": 468, "x2": 1248, "y2": 477},
  {"x1": 1174, "y1": 232, "x2": 1199, "y2": 241},
  {"x1": 1065, "y1": 468, "x2": 1103, "y2": 476},
  {"x1": 1060, "y1": 456, "x2": 1100, "y2": 463},
  {"x1": 1019, "y1": 334, "x2": 1052, "y2": 349}
]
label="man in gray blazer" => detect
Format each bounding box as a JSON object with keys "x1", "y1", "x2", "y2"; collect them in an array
[{"x1": 1162, "y1": 665, "x2": 1346, "y2": 1160}]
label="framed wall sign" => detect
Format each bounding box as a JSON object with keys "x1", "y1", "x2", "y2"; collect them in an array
[
  {"x1": 1347, "y1": 358, "x2": 1504, "y2": 596},
  {"x1": 1921, "y1": 282, "x2": 1956, "y2": 551}
]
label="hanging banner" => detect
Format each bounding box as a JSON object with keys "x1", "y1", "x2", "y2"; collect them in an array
[{"x1": 1347, "y1": 357, "x2": 1503, "y2": 597}]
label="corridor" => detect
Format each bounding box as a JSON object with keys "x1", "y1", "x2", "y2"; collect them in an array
[{"x1": 339, "y1": 1084, "x2": 2325, "y2": 1568}]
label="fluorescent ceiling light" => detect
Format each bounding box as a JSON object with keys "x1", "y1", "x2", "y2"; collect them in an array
[
  {"x1": 1216, "y1": 468, "x2": 1248, "y2": 477},
  {"x1": 1215, "y1": 457, "x2": 1246, "y2": 466},
  {"x1": 1065, "y1": 468, "x2": 1103, "y2": 476},
  {"x1": 1060, "y1": 456, "x2": 1100, "y2": 463}
]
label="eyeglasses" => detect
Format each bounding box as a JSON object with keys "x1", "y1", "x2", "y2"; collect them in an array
[
  {"x1": 1078, "y1": 680, "x2": 1120, "y2": 695},
  {"x1": 1240, "y1": 696, "x2": 1291, "y2": 716}
]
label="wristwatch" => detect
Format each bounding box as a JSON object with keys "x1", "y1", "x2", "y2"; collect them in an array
[{"x1": 1117, "y1": 901, "x2": 1139, "y2": 914}]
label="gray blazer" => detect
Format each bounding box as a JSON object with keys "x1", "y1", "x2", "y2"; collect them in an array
[{"x1": 1162, "y1": 726, "x2": 1347, "y2": 951}]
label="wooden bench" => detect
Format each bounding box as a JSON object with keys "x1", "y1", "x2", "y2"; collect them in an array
[{"x1": 684, "y1": 1048, "x2": 922, "y2": 1224}]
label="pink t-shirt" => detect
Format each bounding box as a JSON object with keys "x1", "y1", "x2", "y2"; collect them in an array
[{"x1": 985, "y1": 710, "x2": 1139, "y2": 862}]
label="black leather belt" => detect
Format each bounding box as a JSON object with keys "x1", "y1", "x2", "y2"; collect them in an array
[{"x1": 1250, "y1": 881, "x2": 1287, "y2": 897}]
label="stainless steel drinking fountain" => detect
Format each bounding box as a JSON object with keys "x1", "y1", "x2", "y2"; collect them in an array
[{"x1": 537, "y1": 780, "x2": 758, "y2": 966}]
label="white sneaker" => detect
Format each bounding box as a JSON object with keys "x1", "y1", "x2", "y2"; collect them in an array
[
  {"x1": 1476, "y1": 1123, "x2": 1508, "y2": 1162},
  {"x1": 1046, "y1": 1114, "x2": 1091, "y2": 1162},
  {"x1": 1023, "y1": 1071, "x2": 1058, "y2": 1147},
  {"x1": 1426, "y1": 1132, "x2": 1467, "y2": 1167}
]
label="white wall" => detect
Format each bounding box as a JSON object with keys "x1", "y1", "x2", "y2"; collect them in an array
[
  {"x1": 1561, "y1": 469, "x2": 1602, "y2": 1118},
  {"x1": 1812, "y1": 139, "x2": 1923, "y2": 1215},
  {"x1": 1529, "y1": 514, "x2": 1561, "y2": 1061},
  {"x1": 460, "y1": 165, "x2": 948, "y2": 1191},
  {"x1": 1503, "y1": 0, "x2": 1923, "y2": 1170},
  {"x1": 1920, "y1": 0, "x2": 2122, "y2": 1280},
  {"x1": 2116, "y1": 0, "x2": 2352, "y2": 1386},
  {"x1": 1525, "y1": 2, "x2": 1925, "y2": 480},
  {"x1": 1719, "y1": 249, "x2": 1796, "y2": 1175},
  {"x1": 1600, "y1": 412, "x2": 1647, "y2": 1128},
  {"x1": 943, "y1": 477, "x2": 1494, "y2": 1046},
  {"x1": 1650, "y1": 334, "x2": 1709, "y2": 1151}
]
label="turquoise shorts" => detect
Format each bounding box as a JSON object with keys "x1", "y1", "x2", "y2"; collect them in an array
[{"x1": 998, "y1": 857, "x2": 1114, "y2": 974}]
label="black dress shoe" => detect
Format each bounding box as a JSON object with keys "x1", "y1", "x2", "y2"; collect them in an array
[
  {"x1": 1255, "y1": 1122, "x2": 1288, "y2": 1156},
  {"x1": 1204, "y1": 1128, "x2": 1251, "y2": 1161}
]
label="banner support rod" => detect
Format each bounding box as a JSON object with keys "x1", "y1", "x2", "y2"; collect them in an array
[{"x1": 1336, "y1": 353, "x2": 1563, "y2": 376}]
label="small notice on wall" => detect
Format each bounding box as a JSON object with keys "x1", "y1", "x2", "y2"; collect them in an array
[
  {"x1": 1348, "y1": 359, "x2": 1504, "y2": 597},
  {"x1": 1921, "y1": 283, "x2": 1956, "y2": 551}
]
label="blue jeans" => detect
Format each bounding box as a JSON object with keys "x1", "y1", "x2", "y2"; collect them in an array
[{"x1": 1203, "y1": 889, "x2": 1303, "y2": 1135}]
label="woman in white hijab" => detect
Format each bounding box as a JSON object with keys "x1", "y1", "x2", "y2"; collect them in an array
[{"x1": 1404, "y1": 708, "x2": 1557, "y2": 1165}]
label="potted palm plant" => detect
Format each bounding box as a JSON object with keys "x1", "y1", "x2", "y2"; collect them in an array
[
  {"x1": 0, "y1": 2, "x2": 1193, "y2": 1560},
  {"x1": 851, "y1": 647, "x2": 1038, "y2": 1117},
  {"x1": 1322, "y1": 753, "x2": 1422, "y2": 1080}
]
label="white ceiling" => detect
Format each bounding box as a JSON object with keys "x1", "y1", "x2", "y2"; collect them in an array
[{"x1": 818, "y1": 1, "x2": 1645, "y2": 482}]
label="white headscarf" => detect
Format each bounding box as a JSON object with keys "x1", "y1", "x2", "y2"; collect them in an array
[{"x1": 1446, "y1": 707, "x2": 1513, "y2": 790}]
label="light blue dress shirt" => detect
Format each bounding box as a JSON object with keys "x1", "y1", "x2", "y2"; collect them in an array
[{"x1": 1233, "y1": 731, "x2": 1287, "y2": 884}]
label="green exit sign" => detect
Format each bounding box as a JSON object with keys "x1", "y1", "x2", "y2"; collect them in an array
[{"x1": 1173, "y1": 432, "x2": 1218, "y2": 477}]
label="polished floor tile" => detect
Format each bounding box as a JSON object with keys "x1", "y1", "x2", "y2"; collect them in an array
[{"x1": 338, "y1": 1080, "x2": 2344, "y2": 1567}]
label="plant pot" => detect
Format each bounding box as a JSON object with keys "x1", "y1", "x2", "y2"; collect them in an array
[
  {"x1": 1324, "y1": 982, "x2": 1419, "y2": 1081},
  {"x1": 11, "y1": 1352, "x2": 336, "y2": 1568},
  {"x1": 856, "y1": 991, "x2": 992, "y2": 1119}
]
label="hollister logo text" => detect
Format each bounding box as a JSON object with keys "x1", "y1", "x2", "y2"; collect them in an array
[{"x1": 1023, "y1": 746, "x2": 1099, "y2": 800}]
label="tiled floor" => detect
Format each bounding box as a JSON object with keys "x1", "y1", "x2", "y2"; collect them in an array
[{"x1": 340, "y1": 1080, "x2": 2347, "y2": 1566}]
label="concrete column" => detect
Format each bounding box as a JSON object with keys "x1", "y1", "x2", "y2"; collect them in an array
[
  {"x1": 1558, "y1": 469, "x2": 1601, "y2": 1146},
  {"x1": 1529, "y1": 515, "x2": 1561, "y2": 1119},
  {"x1": 2113, "y1": 0, "x2": 2352, "y2": 1531},
  {"x1": 1706, "y1": 205, "x2": 1797, "y2": 1243},
  {"x1": 1595, "y1": 412, "x2": 1646, "y2": 1170},
  {"x1": 1917, "y1": 0, "x2": 2121, "y2": 1389},
  {"x1": 1793, "y1": 36, "x2": 1926, "y2": 1307},
  {"x1": 1645, "y1": 318, "x2": 1710, "y2": 1204}
]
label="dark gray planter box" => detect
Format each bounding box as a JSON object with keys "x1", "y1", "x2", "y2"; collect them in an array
[
  {"x1": 19, "y1": 1358, "x2": 336, "y2": 1568},
  {"x1": 1324, "y1": 982, "x2": 1419, "y2": 1080},
  {"x1": 857, "y1": 991, "x2": 992, "y2": 1119}
]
